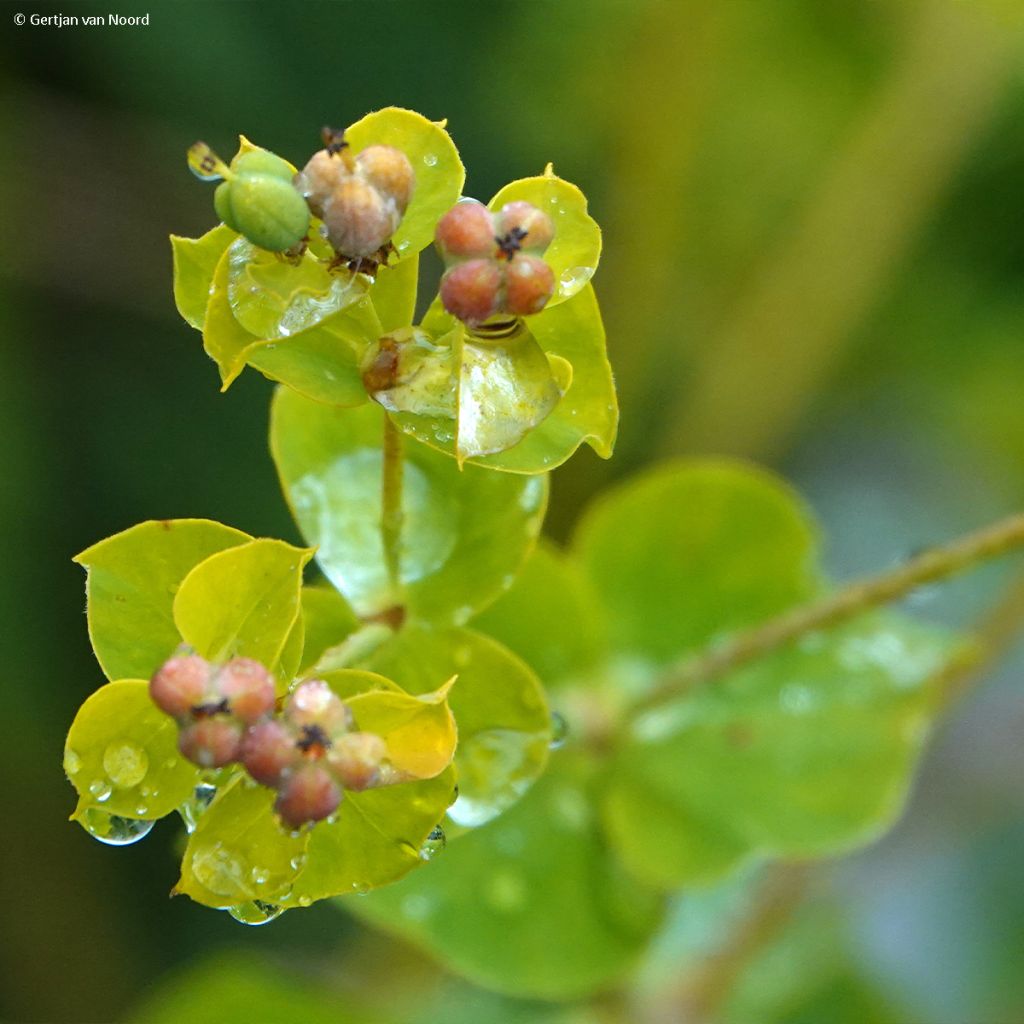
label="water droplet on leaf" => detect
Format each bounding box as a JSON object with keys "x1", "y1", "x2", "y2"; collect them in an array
[
  {"x1": 88, "y1": 780, "x2": 113, "y2": 802},
  {"x1": 228, "y1": 900, "x2": 283, "y2": 926},
  {"x1": 102, "y1": 742, "x2": 149, "y2": 789},
  {"x1": 419, "y1": 825, "x2": 446, "y2": 861},
  {"x1": 549, "y1": 711, "x2": 569, "y2": 749},
  {"x1": 79, "y1": 808, "x2": 154, "y2": 846},
  {"x1": 64, "y1": 748, "x2": 82, "y2": 775}
]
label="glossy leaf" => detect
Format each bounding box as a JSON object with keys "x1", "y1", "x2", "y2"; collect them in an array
[
  {"x1": 74, "y1": 519, "x2": 251, "y2": 682},
  {"x1": 177, "y1": 775, "x2": 309, "y2": 908},
  {"x1": 172, "y1": 538, "x2": 313, "y2": 670},
  {"x1": 488, "y1": 166, "x2": 601, "y2": 307},
  {"x1": 270, "y1": 389, "x2": 548, "y2": 623},
  {"x1": 370, "y1": 254, "x2": 419, "y2": 333},
  {"x1": 170, "y1": 224, "x2": 237, "y2": 330},
  {"x1": 282, "y1": 767, "x2": 457, "y2": 908},
  {"x1": 65, "y1": 679, "x2": 200, "y2": 821},
  {"x1": 361, "y1": 624, "x2": 551, "y2": 827},
  {"x1": 574, "y1": 460, "x2": 823, "y2": 667},
  {"x1": 472, "y1": 541, "x2": 607, "y2": 687},
  {"x1": 345, "y1": 674, "x2": 458, "y2": 781},
  {"x1": 352, "y1": 752, "x2": 664, "y2": 1000},
  {"x1": 225, "y1": 236, "x2": 369, "y2": 341},
  {"x1": 603, "y1": 613, "x2": 959, "y2": 888},
  {"x1": 299, "y1": 584, "x2": 361, "y2": 673},
  {"x1": 345, "y1": 107, "x2": 465, "y2": 261},
  {"x1": 402, "y1": 289, "x2": 616, "y2": 473}
]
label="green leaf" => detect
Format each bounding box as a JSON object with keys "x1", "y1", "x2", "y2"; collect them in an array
[
  {"x1": 270, "y1": 389, "x2": 548, "y2": 623},
  {"x1": 574, "y1": 461, "x2": 822, "y2": 667},
  {"x1": 370, "y1": 253, "x2": 419, "y2": 333},
  {"x1": 74, "y1": 519, "x2": 251, "y2": 681},
  {"x1": 352, "y1": 752, "x2": 664, "y2": 1000},
  {"x1": 282, "y1": 767, "x2": 457, "y2": 907},
  {"x1": 298, "y1": 584, "x2": 361, "y2": 673},
  {"x1": 172, "y1": 538, "x2": 313, "y2": 671},
  {"x1": 170, "y1": 224, "x2": 237, "y2": 330},
  {"x1": 489, "y1": 166, "x2": 601, "y2": 308},
  {"x1": 225, "y1": 237, "x2": 370, "y2": 341},
  {"x1": 346, "y1": 674, "x2": 458, "y2": 781},
  {"x1": 177, "y1": 774, "x2": 309, "y2": 908},
  {"x1": 202, "y1": 248, "x2": 261, "y2": 387},
  {"x1": 361, "y1": 624, "x2": 551, "y2": 827},
  {"x1": 602, "y1": 613, "x2": 959, "y2": 888},
  {"x1": 65, "y1": 679, "x2": 200, "y2": 821},
  {"x1": 345, "y1": 107, "x2": 465, "y2": 261},
  {"x1": 399, "y1": 288, "x2": 616, "y2": 473},
  {"x1": 472, "y1": 540, "x2": 607, "y2": 687}
]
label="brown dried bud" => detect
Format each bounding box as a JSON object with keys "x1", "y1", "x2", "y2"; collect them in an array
[{"x1": 356, "y1": 145, "x2": 415, "y2": 214}]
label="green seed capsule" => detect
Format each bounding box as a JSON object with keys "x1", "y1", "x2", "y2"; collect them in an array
[{"x1": 188, "y1": 141, "x2": 311, "y2": 253}]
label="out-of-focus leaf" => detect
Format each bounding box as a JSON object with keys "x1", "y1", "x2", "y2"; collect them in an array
[
  {"x1": 299, "y1": 584, "x2": 361, "y2": 673},
  {"x1": 345, "y1": 107, "x2": 465, "y2": 261},
  {"x1": 172, "y1": 538, "x2": 313, "y2": 671},
  {"x1": 574, "y1": 461, "x2": 822, "y2": 667},
  {"x1": 361, "y1": 624, "x2": 550, "y2": 827},
  {"x1": 488, "y1": 167, "x2": 601, "y2": 307},
  {"x1": 472, "y1": 541, "x2": 607, "y2": 686},
  {"x1": 603, "y1": 613, "x2": 959, "y2": 887},
  {"x1": 270, "y1": 389, "x2": 547, "y2": 623},
  {"x1": 65, "y1": 679, "x2": 199, "y2": 822},
  {"x1": 352, "y1": 751, "x2": 664, "y2": 1000},
  {"x1": 74, "y1": 519, "x2": 250, "y2": 681},
  {"x1": 170, "y1": 224, "x2": 236, "y2": 329}
]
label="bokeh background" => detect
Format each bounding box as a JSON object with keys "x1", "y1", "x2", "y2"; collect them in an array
[{"x1": 2, "y1": 1, "x2": 1024, "y2": 1021}]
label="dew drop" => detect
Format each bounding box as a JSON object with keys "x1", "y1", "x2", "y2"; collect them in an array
[
  {"x1": 549, "y1": 711, "x2": 569, "y2": 750},
  {"x1": 297, "y1": 895, "x2": 312, "y2": 907},
  {"x1": 289, "y1": 853, "x2": 307, "y2": 872},
  {"x1": 63, "y1": 748, "x2": 82, "y2": 776},
  {"x1": 419, "y1": 825, "x2": 446, "y2": 861},
  {"x1": 250, "y1": 866, "x2": 270, "y2": 886},
  {"x1": 135, "y1": 803, "x2": 149, "y2": 816},
  {"x1": 422, "y1": 153, "x2": 438, "y2": 167},
  {"x1": 79, "y1": 808, "x2": 154, "y2": 846},
  {"x1": 88, "y1": 779, "x2": 113, "y2": 803},
  {"x1": 228, "y1": 900, "x2": 283, "y2": 926},
  {"x1": 102, "y1": 742, "x2": 149, "y2": 789}
]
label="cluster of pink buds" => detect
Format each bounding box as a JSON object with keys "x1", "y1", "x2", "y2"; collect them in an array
[
  {"x1": 150, "y1": 656, "x2": 392, "y2": 828},
  {"x1": 295, "y1": 129, "x2": 415, "y2": 261},
  {"x1": 435, "y1": 199, "x2": 556, "y2": 326}
]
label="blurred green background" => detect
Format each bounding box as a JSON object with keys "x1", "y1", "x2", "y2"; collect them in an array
[{"x1": 3, "y1": 1, "x2": 1024, "y2": 1020}]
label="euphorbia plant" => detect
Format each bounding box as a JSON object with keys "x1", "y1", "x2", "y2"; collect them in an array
[{"x1": 64, "y1": 106, "x2": 1024, "y2": 999}]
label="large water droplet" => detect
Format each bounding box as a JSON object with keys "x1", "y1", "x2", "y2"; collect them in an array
[
  {"x1": 549, "y1": 711, "x2": 569, "y2": 750},
  {"x1": 79, "y1": 809, "x2": 154, "y2": 846},
  {"x1": 419, "y1": 825, "x2": 446, "y2": 861},
  {"x1": 102, "y1": 742, "x2": 149, "y2": 789},
  {"x1": 191, "y1": 844, "x2": 245, "y2": 898},
  {"x1": 63, "y1": 748, "x2": 82, "y2": 776},
  {"x1": 228, "y1": 900, "x2": 283, "y2": 926}
]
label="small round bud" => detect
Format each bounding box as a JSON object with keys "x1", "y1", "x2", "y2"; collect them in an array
[
  {"x1": 217, "y1": 657, "x2": 275, "y2": 723},
  {"x1": 275, "y1": 763, "x2": 342, "y2": 828},
  {"x1": 222, "y1": 174, "x2": 310, "y2": 253},
  {"x1": 240, "y1": 719, "x2": 296, "y2": 786},
  {"x1": 356, "y1": 145, "x2": 415, "y2": 214},
  {"x1": 328, "y1": 732, "x2": 388, "y2": 791},
  {"x1": 435, "y1": 201, "x2": 496, "y2": 262},
  {"x1": 504, "y1": 255, "x2": 556, "y2": 317},
  {"x1": 178, "y1": 717, "x2": 244, "y2": 768},
  {"x1": 497, "y1": 201, "x2": 555, "y2": 254},
  {"x1": 440, "y1": 259, "x2": 502, "y2": 325},
  {"x1": 150, "y1": 655, "x2": 211, "y2": 719},
  {"x1": 322, "y1": 178, "x2": 398, "y2": 258},
  {"x1": 286, "y1": 680, "x2": 354, "y2": 735},
  {"x1": 295, "y1": 149, "x2": 346, "y2": 220}
]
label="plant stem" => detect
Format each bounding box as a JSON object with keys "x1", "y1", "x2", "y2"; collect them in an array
[
  {"x1": 634, "y1": 511, "x2": 1024, "y2": 715},
  {"x1": 381, "y1": 414, "x2": 404, "y2": 594}
]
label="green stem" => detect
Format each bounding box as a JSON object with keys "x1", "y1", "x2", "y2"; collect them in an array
[
  {"x1": 381, "y1": 414, "x2": 404, "y2": 595},
  {"x1": 633, "y1": 511, "x2": 1024, "y2": 716}
]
